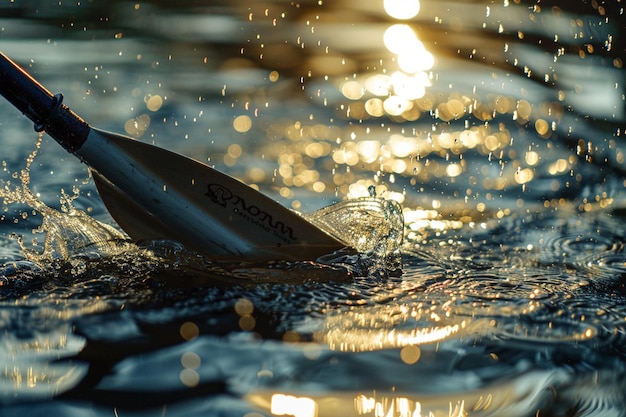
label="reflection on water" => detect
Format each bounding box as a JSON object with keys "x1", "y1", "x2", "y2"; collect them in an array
[
  {"x1": 1, "y1": 0, "x2": 625, "y2": 416},
  {"x1": 271, "y1": 393, "x2": 317, "y2": 417},
  {"x1": 0, "y1": 324, "x2": 87, "y2": 403},
  {"x1": 249, "y1": 366, "x2": 563, "y2": 417}
]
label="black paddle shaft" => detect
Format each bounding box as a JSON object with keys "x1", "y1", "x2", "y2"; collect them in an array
[{"x1": 0, "y1": 52, "x2": 90, "y2": 152}]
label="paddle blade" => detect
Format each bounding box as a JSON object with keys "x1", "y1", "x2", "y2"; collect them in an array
[
  {"x1": 81, "y1": 128, "x2": 345, "y2": 261},
  {"x1": 0, "y1": 52, "x2": 345, "y2": 261},
  {"x1": 91, "y1": 169, "x2": 174, "y2": 240}
]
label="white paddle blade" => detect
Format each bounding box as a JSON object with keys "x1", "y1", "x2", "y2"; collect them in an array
[{"x1": 82, "y1": 128, "x2": 345, "y2": 261}]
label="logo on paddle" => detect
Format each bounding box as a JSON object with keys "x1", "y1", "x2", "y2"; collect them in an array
[{"x1": 205, "y1": 184, "x2": 297, "y2": 243}]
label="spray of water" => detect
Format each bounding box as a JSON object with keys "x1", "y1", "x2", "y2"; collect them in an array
[{"x1": 0, "y1": 133, "x2": 130, "y2": 265}]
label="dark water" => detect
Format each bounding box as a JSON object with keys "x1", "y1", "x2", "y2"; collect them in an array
[{"x1": 1, "y1": 1, "x2": 625, "y2": 416}]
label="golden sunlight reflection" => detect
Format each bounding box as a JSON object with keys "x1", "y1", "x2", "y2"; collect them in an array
[
  {"x1": 384, "y1": 0, "x2": 421, "y2": 20},
  {"x1": 271, "y1": 393, "x2": 317, "y2": 417},
  {"x1": 179, "y1": 351, "x2": 201, "y2": 388},
  {"x1": 179, "y1": 321, "x2": 200, "y2": 341},
  {"x1": 338, "y1": 5, "x2": 434, "y2": 122},
  {"x1": 233, "y1": 114, "x2": 253, "y2": 133},
  {"x1": 245, "y1": 357, "x2": 558, "y2": 417},
  {"x1": 383, "y1": 24, "x2": 416, "y2": 55},
  {"x1": 403, "y1": 207, "x2": 475, "y2": 243},
  {"x1": 209, "y1": 0, "x2": 616, "y2": 217},
  {"x1": 255, "y1": 109, "x2": 563, "y2": 204},
  {"x1": 400, "y1": 345, "x2": 421, "y2": 364},
  {"x1": 235, "y1": 298, "x2": 257, "y2": 331},
  {"x1": 248, "y1": 368, "x2": 564, "y2": 417},
  {"x1": 1, "y1": 326, "x2": 88, "y2": 401},
  {"x1": 248, "y1": 390, "x2": 478, "y2": 417},
  {"x1": 96, "y1": 0, "x2": 623, "y2": 233},
  {"x1": 144, "y1": 94, "x2": 163, "y2": 112},
  {"x1": 355, "y1": 395, "x2": 466, "y2": 417},
  {"x1": 316, "y1": 294, "x2": 468, "y2": 352},
  {"x1": 124, "y1": 114, "x2": 150, "y2": 137},
  {"x1": 382, "y1": 23, "x2": 433, "y2": 76},
  {"x1": 321, "y1": 323, "x2": 462, "y2": 352}
]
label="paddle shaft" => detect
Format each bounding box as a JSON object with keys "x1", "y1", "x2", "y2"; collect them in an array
[{"x1": 0, "y1": 52, "x2": 90, "y2": 152}]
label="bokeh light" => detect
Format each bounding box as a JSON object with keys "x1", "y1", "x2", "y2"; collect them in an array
[
  {"x1": 383, "y1": 0, "x2": 421, "y2": 19},
  {"x1": 233, "y1": 115, "x2": 253, "y2": 133}
]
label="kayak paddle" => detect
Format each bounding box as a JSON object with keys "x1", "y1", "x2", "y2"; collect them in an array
[{"x1": 0, "y1": 52, "x2": 346, "y2": 261}]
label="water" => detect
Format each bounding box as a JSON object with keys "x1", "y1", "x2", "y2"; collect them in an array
[{"x1": 0, "y1": 0, "x2": 625, "y2": 416}]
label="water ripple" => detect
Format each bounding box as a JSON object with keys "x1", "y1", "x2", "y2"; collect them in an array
[{"x1": 539, "y1": 220, "x2": 626, "y2": 268}]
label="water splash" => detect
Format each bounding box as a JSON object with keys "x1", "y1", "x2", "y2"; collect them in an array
[
  {"x1": 1, "y1": 133, "x2": 130, "y2": 265},
  {"x1": 305, "y1": 197, "x2": 404, "y2": 255},
  {"x1": 306, "y1": 196, "x2": 404, "y2": 278}
]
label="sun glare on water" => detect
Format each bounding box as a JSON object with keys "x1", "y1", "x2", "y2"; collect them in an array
[
  {"x1": 343, "y1": 0, "x2": 433, "y2": 123},
  {"x1": 384, "y1": 0, "x2": 421, "y2": 19}
]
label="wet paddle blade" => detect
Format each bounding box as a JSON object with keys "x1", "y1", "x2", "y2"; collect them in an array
[
  {"x1": 82, "y1": 128, "x2": 346, "y2": 260},
  {"x1": 0, "y1": 52, "x2": 345, "y2": 261}
]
